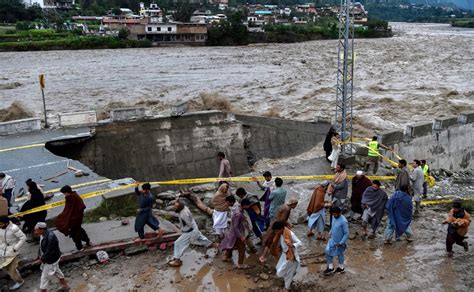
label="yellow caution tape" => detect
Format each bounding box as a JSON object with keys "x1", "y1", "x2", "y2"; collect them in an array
[
  {"x1": 0, "y1": 143, "x2": 45, "y2": 153},
  {"x1": 150, "y1": 175, "x2": 396, "y2": 185},
  {"x1": 15, "y1": 179, "x2": 113, "y2": 202},
  {"x1": 11, "y1": 174, "x2": 397, "y2": 217},
  {"x1": 10, "y1": 183, "x2": 136, "y2": 218},
  {"x1": 421, "y1": 198, "x2": 474, "y2": 206}
]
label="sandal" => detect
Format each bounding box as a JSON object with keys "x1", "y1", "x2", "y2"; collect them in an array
[
  {"x1": 236, "y1": 264, "x2": 249, "y2": 269},
  {"x1": 168, "y1": 259, "x2": 182, "y2": 267}
]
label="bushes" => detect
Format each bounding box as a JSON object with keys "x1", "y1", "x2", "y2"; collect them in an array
[{"x1": 0, "y1": 36, "x2": 152, "y2": 51}]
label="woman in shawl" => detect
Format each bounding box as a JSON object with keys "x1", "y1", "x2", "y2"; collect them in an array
[
  {"x1": 19, "y1": 180, "x2": 46, "y2": 240},
  {"x1": 56, "y1": 185, "x2": 91, "y2": 251},
  {"x1": 329, "y1": 133, "x2": 342, "y2": 170},
  {"x1": 324, "y1": 127, "x2": 337, "y2": 162},
  {"x1": 212, "y1": 183, "x2": 230, "y2": 236},
  {"x1": 307, "y1": 182, "x2": 328, "y2": 239}
]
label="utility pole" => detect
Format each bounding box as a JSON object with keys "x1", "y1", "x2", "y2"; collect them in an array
[
  {"x1": 39, "y1": 74, "x2": 48, "y2": 128},
  {"x1": 335, "y1": 0, "x2": 354, "y2": 155}
]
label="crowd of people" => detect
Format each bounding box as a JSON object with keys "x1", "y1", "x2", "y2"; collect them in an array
[{"x1": 0, "y1": 139, "x2": 472, "y2": 291}]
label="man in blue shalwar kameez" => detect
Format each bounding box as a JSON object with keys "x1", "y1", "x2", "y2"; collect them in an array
[{"x1": 324, "y1": 206, "x2": 349, "y2": 275}]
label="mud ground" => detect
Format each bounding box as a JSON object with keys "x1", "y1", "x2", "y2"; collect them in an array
[{"x1": 16, "y1": 204, "x2": 473, "y2": 292}]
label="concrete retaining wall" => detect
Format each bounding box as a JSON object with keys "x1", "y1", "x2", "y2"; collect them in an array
[
  {"x1": 67, "y1": 111, "x2": 249, "y2": 182},
  {"x1": 235, "y1": 114, "x2": 331, "y2": 165},
  {"x1": 378, "y1": 114, "x2": 474, "y2": 171},
  {"x1": 59, "y1": 111, "x2": 97, "y2": 127},
  {"x1": 0, "y1": 118, "x2": 41, "y2": 135},
  {"x1": 46, "y1": 111, "x2": 331, "y2": 182}
]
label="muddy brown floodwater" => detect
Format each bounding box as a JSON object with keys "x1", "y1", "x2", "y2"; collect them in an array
[
  {"x1": 1, "y1": 23, "x2": 473, "y2": 135},
  {"x1": 19, "y1": 207, "x2": 473, "y2": 292}
]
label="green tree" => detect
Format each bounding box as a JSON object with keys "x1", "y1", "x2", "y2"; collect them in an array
[{"x1": 118, "y1": 27, "x2": 129, "y2": 39}]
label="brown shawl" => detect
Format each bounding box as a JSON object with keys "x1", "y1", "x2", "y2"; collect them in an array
[
  {"x1": 269, "y1": 227, "x2": 295, "y2": 260},
  {"x1": 327, "y1": 170, "x2": 347, "y2": 194},
  {"x1": 212, "y1": 184, "x2": 230, "y2": 212},
  {"x1": 56, "y1": 191, "x2": 86, "y2": 235},
  {"x1": 307, "y1": 185, "x2": 327, "y2": 215}
]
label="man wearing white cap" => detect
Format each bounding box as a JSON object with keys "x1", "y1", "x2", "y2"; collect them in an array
[{"x1": 34, "y1": 222, "x2": 69, "y2": 291}]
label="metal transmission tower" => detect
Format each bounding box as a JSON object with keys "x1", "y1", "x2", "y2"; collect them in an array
[{"x1": 335, "y1": 0, "x2": 354, "y2": 155}]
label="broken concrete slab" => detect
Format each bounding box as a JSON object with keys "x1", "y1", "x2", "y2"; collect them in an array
[
  {"x1": 406, "y1": 121, "x2": 433, "y2": 138},
  {"x1": 378, "y1": 129, "x2": 404, "y2": 145},
  {"x1": 111, "y1": 107, "x2": 146, "y2": 122},
  {"x1": 458, "y1": 110, "x2": 474, "y2": 124},
  {"x1": 433, "y1": 116, "x2": 458, "y2": 131}
]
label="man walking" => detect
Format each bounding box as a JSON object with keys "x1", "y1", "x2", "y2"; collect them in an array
[
  {"x1": 384, "y1": 185, "x2": 414, "y2": 243},
  {"x1": 269, "y1": 178, "x2": 287, "y2": 223},
  {"x1": 0, "y1": 215, "x2": 26, "y2": 290},
  {"x1": 34, "y1": 222, "x2": 69, "y2": 291},
  {"x1": 0, "y1": 172, "x2": 15, "y2": 207},
  {"x1": 134, "y1": 183, "x2": 164, "y2": 242},
  {"x1": 220, "y1": 199, "x2": 252, "y2": 269},
  {"x1": 235, "y1": 187, "x2": 264, "y2": 243},
  {"x1": 56, "y1": 185, "x2": 91, "y2": 251},
  {"x1": 217, "y1": 152, "x2": 232, "y2": 179},
  {"x1": 307, "y1": 182, "x2": 328, "y2": 239},
  {"x1": 260, "y1": 198, "x2": 298, "y2": 263},
  {"x1": 169, "y1": 200, "x2": 216, "y2": 267},
  {"x1": 351, "y1": 171, "x2": 372, "y2": 219},
  {"x1": 324, "y1": 206, "x2": 349, "y2": 275},
  {"x1": 395, "y1": 159, "x2": 411, "y2": 192},
  {"x1": 410, "y1": 160, "x2": 424, "y2": 214},
  {"x1": 443, "y1": 200, "x2": 471, "y2": 257},
  {"x1": 421, "y1": 160, "x2": 430, "y2": 198},
  {"x1": 361, "y1": 180, "x2": 388, "y2": 239},
  {"x1": 273, "y1": 221, "x2": 303, "y2": 291},
  {"x1": 327, "y1": 164, "x2": 348, "y2": 212},
  {"x1": 254, "y1": 171, "x2": 275, "y2": 229},
  {"x1": 364, "y1": 136, "x2": 381, "y2": 174}
]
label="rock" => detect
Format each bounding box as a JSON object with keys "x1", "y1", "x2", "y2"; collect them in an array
[
  {"x1": 135, "y1": 284, "x2": 141, "y2": 288},
  {"x1": 109, "y1": 214, "x2": 118, "y2": 220},
  {"x1": 99, "y1": 217, "x2": 108, "y2": 222},
  {"x1": 155, "y1": 199, "x2": 164, "y2": 205},
  {"x1": 259, "y1": 273, "x2": 269, "y2": 280},
  {"x1": 82, "y1": 273, "x2": 88, "y2": 279},
  {"x1": 88, "y1": 259, "x2": 97, "y2": 266},
  {"x1": 74, "y1": 170, "x2": 84, "y2": 177},
  {"x1": 349, "y1": 233, "x2": 357, "y2": 240},
  {"x1": 301, "y1": 60, "x2": 307, "y2": 64},
  {"x1": 159, "y1": 243, "x2": 167, "y2": 251},
  {"x1": 121, "y1": 219, "x2": 130, "y2": 226}
]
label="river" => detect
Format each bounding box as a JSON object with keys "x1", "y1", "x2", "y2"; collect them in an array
[{"x1": 0, "y1": 22, "x2": 473, "y2": 135}]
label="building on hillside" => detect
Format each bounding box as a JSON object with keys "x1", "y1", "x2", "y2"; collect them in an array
[
  {"x1": 351, "y1": 2, "x2": 368, "y2": 23},
  {"x1": 138, "y1": 22, "x2": 208, "y2": 45},
  {"x1": 139, "y1": 2, "x2": 163, "y2": 22},
  {"x1": 23, "y1": 0, "x2": 74, "y2": 9},
  {"x1": 295, "y1": 3, "x2": 317, "y2": 14}
]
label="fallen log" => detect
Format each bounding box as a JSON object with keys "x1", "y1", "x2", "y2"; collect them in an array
[{"x1": 179, "y1": 188, "x2": 213, "y2": 217}]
